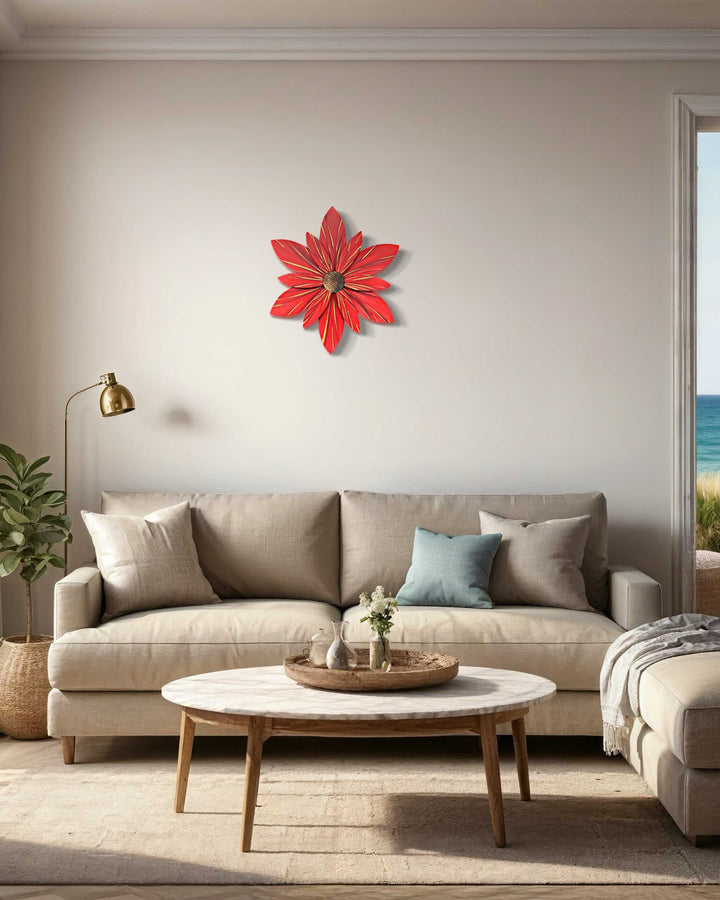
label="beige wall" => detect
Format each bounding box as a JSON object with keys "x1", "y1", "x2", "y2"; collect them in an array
[{"x1": 1, "y1": 59, "x2": 718, "y2": 633}]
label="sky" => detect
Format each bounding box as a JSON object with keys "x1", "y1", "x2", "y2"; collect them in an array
[{"x1": 697, "y1": 131, "x2": 720, "y2": 394}]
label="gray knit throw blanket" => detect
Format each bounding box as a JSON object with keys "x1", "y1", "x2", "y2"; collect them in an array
[{"x1": 600, "y1": 612, "x2": 720, "y2": 756}]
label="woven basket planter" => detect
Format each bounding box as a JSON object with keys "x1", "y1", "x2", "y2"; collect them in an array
[
  {"x1": 696, "y1": 550, "x2": 720, "y2": 617},
  {"x1": 0, "y1": 635, "x2": 52, "y2": 740}
]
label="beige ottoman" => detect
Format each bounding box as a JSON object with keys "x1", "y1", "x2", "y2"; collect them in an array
[{"x1": 625, "y1": 652, "x2": 720, "y2": 845}]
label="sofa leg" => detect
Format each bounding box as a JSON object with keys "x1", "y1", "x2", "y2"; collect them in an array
[
  {"x1": 61, "y1": 736, "x2": 75, "y2": 765},
  {"x1": 688, "y1": 834, "x2": 714, "y2": 847}
]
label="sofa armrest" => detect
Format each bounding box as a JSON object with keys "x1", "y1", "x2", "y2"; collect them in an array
[
  {"x1": 609, "y1": 564, "x2": 662, "y2": 631},
  {"x1": 54, "y1": 566, "x2": 103, "y2": 638}
]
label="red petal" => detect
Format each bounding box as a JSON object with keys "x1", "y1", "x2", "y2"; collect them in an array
[
  {"x1": 272, "y1": 239, "x2": 322, "y2": 277},
  {"x1": 345, "y1": 243, "x2": 399, "y2": 277},
  {"x1": 270, "y1": 287, "x2": 322, "y2": 318},
  {"x1": 318, "y1": 297, "x2": 345, "y2": 353},
  {"x1": 343, "y1": 275, "x2": 391, "y2": 292},
  {"x1": 279, "y1": 273, "x2": 323, "y2": 289},
  {"x1": 336, "y1": 290, "x2": 361, "y2": 333},
  {"x1": 306, "y1": 232, "x2": 333, "y2": 272},
  {"x1": 337, "y1": 231, "x2": 363, "y2": 272},
  {"x1": 343, "y1": 288, "x2": 394, "y2": 324},
  {"x1": 303, "y1": 290, "x2": 330, "y2": 328},
  {"x1": 319, "y1": 207, "x2": 346, "y2": 268}
]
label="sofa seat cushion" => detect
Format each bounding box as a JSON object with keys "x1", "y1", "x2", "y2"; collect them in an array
[
  {"x1": 342, "y1": 604, "x2": 622, "y2": 690},
  {"x1": 637, "y1": 652, "x2": 720, "y2": 769},
  {"x1": 49, "y1": 599, "x2": 340, "y2": 691}
]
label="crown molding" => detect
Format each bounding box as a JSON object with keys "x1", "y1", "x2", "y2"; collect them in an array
[
  {"x1": 0, "y1": 0, "x2": 23, "y2": 51},
  {"x1": 3, "y1": 27, "x2": 720, "y2": 60}
]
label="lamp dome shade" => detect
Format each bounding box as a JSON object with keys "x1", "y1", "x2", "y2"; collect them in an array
[{"x1": 99, "y1": 375, "x2": 135, "y2": 417}]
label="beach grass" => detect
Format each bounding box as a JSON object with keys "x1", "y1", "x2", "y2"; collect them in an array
[{"x1": 697, "y1": 473, "x2": 720, "y2": 552}]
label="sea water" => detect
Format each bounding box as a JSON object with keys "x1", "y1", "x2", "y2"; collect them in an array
[{"x1": 697, "y1": 395, "x2": 720, "y2": 473}]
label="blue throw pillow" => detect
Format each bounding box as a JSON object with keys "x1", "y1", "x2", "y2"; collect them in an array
[{"x1": 396, "y1": 527, "x2": 502, "y2": 609}]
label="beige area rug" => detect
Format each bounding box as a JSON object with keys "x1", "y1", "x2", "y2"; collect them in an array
[{"x1": 0, "y1": 735, "x2": 718, "y2": 884}]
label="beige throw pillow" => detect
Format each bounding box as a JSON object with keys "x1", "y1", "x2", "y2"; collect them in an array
[
  {"x1": 82, "y1": 501, "x2": 220, "y2": 621},
  {"x1": 478, "y1": 510, "x2": 593, "y2": 611}
]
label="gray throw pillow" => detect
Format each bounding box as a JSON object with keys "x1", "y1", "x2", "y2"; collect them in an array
[
  {"x1": 478, "y1": 510, "x2": 593, "y2": 611},
  {"x1": 82, "y1": 501, "x2": 220, "y2": 621}
]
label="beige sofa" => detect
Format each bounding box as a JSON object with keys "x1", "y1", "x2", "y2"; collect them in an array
[{"x1": 48, "y1": 490, "x2": 662, "y2": 751}]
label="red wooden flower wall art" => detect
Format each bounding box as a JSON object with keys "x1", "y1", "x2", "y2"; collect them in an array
[{"x1": 271, "y1": 208, "x2": 399, "y2": 354}]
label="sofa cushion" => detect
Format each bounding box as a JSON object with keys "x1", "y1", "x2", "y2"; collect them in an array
[
  {"x1": 101, "y1": 491, "x2": 340, "y2": 604},
  {"x1": 82, "y1": 501, "x2": 220, "y2": 621},
  {"x1": 48, "y1": 599, "x2": 340, "y2": 691},
  {"x1": 395, "y1": 528, "x2": 502, "y2": 609},
  {"x1": 342, "y1": 604, "x2": 622, "y2": 690},
  {"x1": 478, "y1": 511, "x2": 592, "y2": 611},
  {"x1": 637, "y1": 652, "x2": 720, "y2": 769},
  {"x1": 340, "y1": 491, "x2": 608, "y2": 610}
]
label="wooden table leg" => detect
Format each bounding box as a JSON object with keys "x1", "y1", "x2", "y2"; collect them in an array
[
  {"x1": 174, "y1": 708, "x2": 196, "y2": 813},
  {"x1": 241, "y1": 715, "x2": 266, "y2": 852},
  {"x1": 61, "y1": 736, "x2": 75, "y2": 765},
  {"x1": 511, "y1": 715, "x2": 531, "y2": 801},
  {"x1": 478, "y1": 713, "x2": 506, "y2": 848}
]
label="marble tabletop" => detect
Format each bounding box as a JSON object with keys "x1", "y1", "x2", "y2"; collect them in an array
[{"x1": 161, "y1": 666, "x2": 556, "y2": 721}]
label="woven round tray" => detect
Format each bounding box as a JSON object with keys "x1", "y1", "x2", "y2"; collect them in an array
[{"x1": 283, "y1": 649, "x2": 459, "y2": 692}]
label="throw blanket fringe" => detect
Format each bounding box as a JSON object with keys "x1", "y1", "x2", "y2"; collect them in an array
[
  {"x1": 602, "y1": 722, "x2": 625, "y2": 758},
  {"x1": 600, "y1": 613, "x2": 720, "y2": 756}
]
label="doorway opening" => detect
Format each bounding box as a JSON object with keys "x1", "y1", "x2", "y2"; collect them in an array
[
  {"x1": 674, "y1": 96, "x2": 720, "y2": 615},
  {"x1": 695, "y1": 128, "x2": 720, "y2": 615}
]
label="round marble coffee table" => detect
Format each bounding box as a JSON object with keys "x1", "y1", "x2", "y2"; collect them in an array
[{"x1": 162, "y1": 665, "x2": 555, "y2": 851}]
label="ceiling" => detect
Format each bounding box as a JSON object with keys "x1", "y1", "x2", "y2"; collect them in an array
[{"x1": 11, "y1": 0, "x2": 720, "y2": 30}]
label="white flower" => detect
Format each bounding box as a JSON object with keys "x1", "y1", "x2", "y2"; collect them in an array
[
  {"x1": 371, "y1": 585, "x2": 386, "y2": 603},
  {"x1": 370, "y1": 598, "x2": 394, "y2": 615},
  {"x1": 359, "y1": 592, "x2": 371, "y2": 608}
]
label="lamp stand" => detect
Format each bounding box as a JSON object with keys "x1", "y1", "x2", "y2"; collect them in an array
[
  {"x1": 63, "y1": 382, "x2": 102, "y2": 574},
  {"x1": 62, "y1": 372, "x2": 135, "y2": 575}
]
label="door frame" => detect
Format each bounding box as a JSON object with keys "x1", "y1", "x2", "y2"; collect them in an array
[{"x1": 672, "y1": 95, "x2": 720, "y2": 613}]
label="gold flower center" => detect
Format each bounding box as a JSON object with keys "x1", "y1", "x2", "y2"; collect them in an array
[{"x1": 323, "y1": 271, "x2": 345, "y2": 293}]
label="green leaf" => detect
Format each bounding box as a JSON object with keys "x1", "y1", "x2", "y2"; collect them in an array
[
  {"x1": 22, "y1": 473, "x2": 52, "y2": 494},
  {"x1": 39, "y1": 513, "x2": 71, "y2": 529},
  {"x1": 2, "y1": 508, "x2": 29, "y2": 526},
  {"x1": 0, "y1": 551, "x2": 21, "y2": 577},
  {"x1": 34, "y1": 490, "x2": 66, "y2": 508},
  {"x1": 0, "y1": 444, "x2": 24, "y2": 476},
  {"x1": 47, "y1": 554, "x2": 65, "y2": 568},
  {"x1": 34, "y1": 527, "x2": 65, "y2": 540},
  {"x1": 29, "y1": 561, "x2": 47, "y2": 582},
  {"x1": 0, "y1": 490, "x2": 22, "y2": 512},
  {"x1": 21, "y1": 456, "x2": 50, "y2": 479},
  {"x1": 9, "y1": 530, "x2": 24, "y2": 546}
]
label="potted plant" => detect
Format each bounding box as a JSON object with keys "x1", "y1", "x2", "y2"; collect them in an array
[{"x1": 0, "y1": 444, "x2": 72, "y2": 739}]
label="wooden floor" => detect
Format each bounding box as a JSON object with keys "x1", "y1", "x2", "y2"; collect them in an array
[
  {"x1": 1, "y1": 734, "x2": 719, "y2": 900},
  {"x1": 1, "y1": 885, "x2": 720, "y2": 900}
]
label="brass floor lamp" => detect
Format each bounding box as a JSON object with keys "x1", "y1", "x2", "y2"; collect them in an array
[{"x1": 64, "y1": 372, "x2": 135, "y2": 573}]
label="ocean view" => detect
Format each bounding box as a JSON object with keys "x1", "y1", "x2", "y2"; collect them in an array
[{"x1": 697, "y1": 395, "x2": 720, "y2": 473}]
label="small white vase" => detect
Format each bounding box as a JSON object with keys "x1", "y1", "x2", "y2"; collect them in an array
[
  {"x1": 369, "y1": 635, "x2": 391, "y2": 671},
  {"x1": 326, "y1": 621, "x2": 358, "y2": 670}
]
